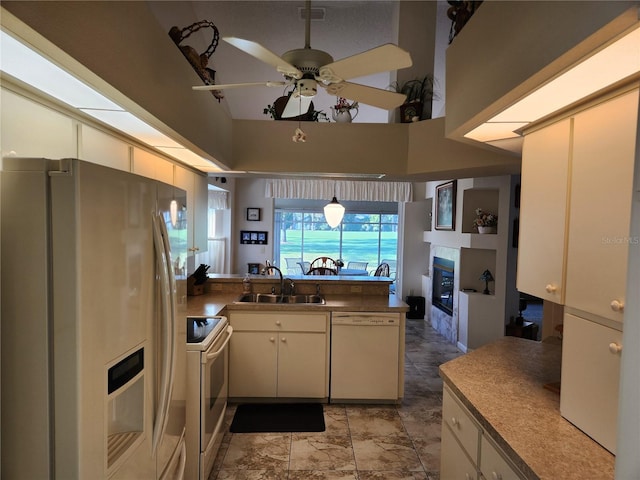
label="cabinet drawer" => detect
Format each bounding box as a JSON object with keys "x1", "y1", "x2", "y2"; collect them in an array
[
  {"x1": 443, "y1": 386, "x2": 480, "y2": 460},
  {"x1": 230, "y1": 312, "x2": 328, "y2": 332},
  {"x1": 480, "y1": 435, "x2": 522, "y2": 480}
]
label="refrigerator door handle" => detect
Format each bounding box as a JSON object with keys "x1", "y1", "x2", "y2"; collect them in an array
[{"x1": 151, "y1": 213, "x2": 175, "y2": 456}]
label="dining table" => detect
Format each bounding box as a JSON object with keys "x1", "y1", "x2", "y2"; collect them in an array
[{"x1": 337, "y1": 269, "x2": 369, "y2": 276}]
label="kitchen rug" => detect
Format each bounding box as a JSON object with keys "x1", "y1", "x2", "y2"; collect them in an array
[{"x1": 229, "y1": 403, "x2": 325, "y2": 433}]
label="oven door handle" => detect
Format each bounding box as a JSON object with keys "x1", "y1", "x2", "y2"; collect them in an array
[{"x1": 203, "y1": 326, "x2": 233, "y2": 363}]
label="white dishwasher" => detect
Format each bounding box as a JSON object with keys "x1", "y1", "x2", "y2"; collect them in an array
[{"x1": 330, "y1": 312, "x2": 400, "y2": 402}]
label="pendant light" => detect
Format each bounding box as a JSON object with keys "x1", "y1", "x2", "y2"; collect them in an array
[{"x1": 324, "y1": 196, "x2": 345, "y2": 228}]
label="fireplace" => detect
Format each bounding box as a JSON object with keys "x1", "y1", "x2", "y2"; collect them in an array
[{"x1": 432, "y1": 257, "x2": 454, "y2": 315}]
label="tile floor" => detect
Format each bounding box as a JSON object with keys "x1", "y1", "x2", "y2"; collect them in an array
[{"x1": 209, "y1": 319, "x2": 463, "y2": 480}]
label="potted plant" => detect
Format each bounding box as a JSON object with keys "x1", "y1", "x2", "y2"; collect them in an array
[
  {"x1": 472, "y1": 208, "x2": 498, "y2": 234},
  {"x1": 390, "y1": 74, "x2": 435, "y2": 123}
]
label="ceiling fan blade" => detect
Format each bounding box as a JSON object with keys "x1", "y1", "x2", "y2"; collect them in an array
[
  {"x1": 324, "y1": 82, "x2": 406, "y2": 110},
  {"x1": 281, "y1": 95, "x2": 313, "y2": 118},
  {"x1": 318, "y1": 44, "x2": 412, "y2": 83},
  {"x1": 223, "y1": 37, "x2": 302, "y2": 79},
  {"x1": 192, "y1": 81, "x2": 288, "y2": 91}
]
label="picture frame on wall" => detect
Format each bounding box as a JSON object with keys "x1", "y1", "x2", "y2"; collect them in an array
[
  {"x1": 247, "y1": 208, "x2": 261, "y2": 221},
  {"x1": 240, "y1": 230, "x2": 269, "y2": 245},
  {"x1": 435, "y1": 180, "x2": 456, "y2": 231}
]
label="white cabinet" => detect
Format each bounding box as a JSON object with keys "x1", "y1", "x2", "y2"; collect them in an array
[
  {"x1": 517, "y1": 118, "x2": 571, "y2": 304},
  {"x1": 174, "y1": 165, "x2": 208, "y2": 257},
  {"x1": 518, "y1": 89, "x2": 638, "y2": 322},
  {"x1": 564, "y1": 89, "x2": 637, "y2": 323},
  {"x1": 480, "y1": 435, "x2": 522, "y2": 480},
  {"x1": 441, "y1": 419, "x2": 478, "y2": 480},
  {"x1": 560, "y1": 313, "x2": 622, "y2": 454},
  {"x1": 441, "y1": 387, "x2": 524, "y2": 480},
  {"x1": 132, "y1": 147, "x2": 173, "y2": 184},
  {"x1": 228, "y1": 312, "x2": 329, "y2": 399},
  {"x1": 1, "y1": 88, "x2": 76, "y2": 159}
]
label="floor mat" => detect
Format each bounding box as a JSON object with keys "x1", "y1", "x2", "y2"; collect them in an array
[{"x1": 229, "y1": 403, "x2": 325, "y2": 433}]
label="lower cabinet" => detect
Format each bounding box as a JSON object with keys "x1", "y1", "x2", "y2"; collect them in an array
[
  {"x1": 228, "y1": 311, "x2": 329, "y2": 399},
  {"x1": 441, "y1": 386, "x2": 524, "y2": 480},
  {"x1": 560, "y1": 313, "x2": 622, "y2": 454}
]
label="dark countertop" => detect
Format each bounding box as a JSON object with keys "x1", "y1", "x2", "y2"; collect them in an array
[{"x1": 439, "y1": 336, "x2": 615, "y2": 480}]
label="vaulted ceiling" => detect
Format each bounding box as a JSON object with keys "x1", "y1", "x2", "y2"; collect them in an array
[{"x1": 148, "y1": 1, "x2": 405, "y2": 123}]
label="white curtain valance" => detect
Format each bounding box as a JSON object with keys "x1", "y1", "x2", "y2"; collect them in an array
[
  {"x1": 208, "y1": 190, "x2": 229, "y2": 210},
  {"x1": 265, "y1": 179, "x2": 412, "y2": 203}
]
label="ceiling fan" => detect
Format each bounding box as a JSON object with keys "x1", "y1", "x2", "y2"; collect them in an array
[{"x1": 192, "y1": 1, "x2": 413, "y2": 118}]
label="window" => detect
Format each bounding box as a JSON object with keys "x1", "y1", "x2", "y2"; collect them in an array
[{"x1": 274, "y1": 207, "x2": 398, "y2": 275}]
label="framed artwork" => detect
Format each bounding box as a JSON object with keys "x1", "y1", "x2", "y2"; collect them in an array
[
  {"x1": 240, "y1": 230, "x2": 268, "y2": 245},
  {"x1": 247, "y1": 208, "x2": 261, "y2": 221},
  {"x1": 248, "y1": 263, "x2": 261, "y2": 274},
  {"x1": 435, "y1": 180, "x2": 456, "y2": 231}
]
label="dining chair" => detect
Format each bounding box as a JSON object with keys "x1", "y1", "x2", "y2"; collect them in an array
[
  {"x1": 307, "y1": 267, "x2": 338, "y2": 275},
  {"x1": 285, "y1": 257, "x2": 303, "y2": 274},
  {"x1": 373, "y1": 262, "x2": 390, "y2": 277},
  {"x1": 297, "y1": 261, "x2": 311, "y2": 274},
  {"x1": 346, "y1": 261, "x2": 368, "y2": 270},
  {"x1": 309, "y1": 257, "x2": 338, "y2": 271}
]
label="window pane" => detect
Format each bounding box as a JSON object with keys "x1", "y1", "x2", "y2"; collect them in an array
[{"x1": 276, "y1": 208, "x2": 397, "y2": 275}]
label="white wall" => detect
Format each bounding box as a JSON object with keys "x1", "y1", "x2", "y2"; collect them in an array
[
  {"x1": 400, "y1": 183, "x2": 430, "y2": 301},
  {"x1": 233, "y1": 177, "x2": 274, "y2": 274}
]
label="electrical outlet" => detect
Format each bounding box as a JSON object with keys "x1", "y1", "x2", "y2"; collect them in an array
[{"x1": 350, "y1": 285, "x2": 362, "y2": 293}]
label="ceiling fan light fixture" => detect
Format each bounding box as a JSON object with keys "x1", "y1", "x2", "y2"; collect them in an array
[
  {"x1": 324, "y1": 196, "x2": 345, "y2": 228},
  {"x1": 297, "y1": 78, "x2": 318, "y2": 97}
]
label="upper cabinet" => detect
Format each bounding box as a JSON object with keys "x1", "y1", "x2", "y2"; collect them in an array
[
  {"x1": 518, "y1": 87, "x2": 639, "y2": 323},
  {"x1": 517, "y1": 118, "x2": 571, "y2": 304},
  {"x1": 174, "y1": 165, "x2": 208, "y2": 257}
]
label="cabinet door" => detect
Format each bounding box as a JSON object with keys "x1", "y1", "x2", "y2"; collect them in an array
[
  {"x1": 277, "y1": 332, "x2": 327, "y2": 398},
  {"x1": 193, "y1": 173, "x2": 209, "y2": 255},
  {"x1": 517, "y1": 118, "x2": 571, "y2": 303},
  {"x1": 441, "y1": 423, "x2": 478, "y2": 480},
  {"x1": 228, "y1": 331, "x2": 277, "y2": 397},
  {"x1": 565, "y1": 89, "x2": 638, "y2": 322},
  {"x1": 560, "y1": 313, "x2": 622, "y2": 454}
]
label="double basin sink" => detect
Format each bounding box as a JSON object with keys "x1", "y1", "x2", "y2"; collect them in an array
[{"x1": 235, "y1": 293, "x2": 325, "y2": 304}]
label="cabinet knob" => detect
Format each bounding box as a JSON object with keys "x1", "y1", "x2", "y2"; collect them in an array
[
  {"x1": 281, "y1": 337, "x2": 286, "y2": 342},
  {"x1": 451, "y1": 417, "x2": 459, "y2": 427},
  {"x1": 609, "y1": 342, "x2": 622, "y2": 354},
  {"x1": 269, "y1": 337, "x2": 275, "y2": 342},
  {"x1": 492, "y1": 472, "x2": 503, "y2": 480},
  {"x1": 545, "y1": 284, "x2": 557, "y2": 293},
  {"x1": 276, "y1": 320, "x2": 282, "y2": 326},
  {"x1": 610, "y1": 300, "x2": 624, "y2": 312}
]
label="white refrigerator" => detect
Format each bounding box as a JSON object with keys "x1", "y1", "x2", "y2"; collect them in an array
[{"x1": 1, "y1": 158, "x2": 188, "y2": 479}]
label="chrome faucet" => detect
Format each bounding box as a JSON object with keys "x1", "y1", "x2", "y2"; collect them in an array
[{"x1": 262, "y1": 262, "x2": 284, "y2": 295}]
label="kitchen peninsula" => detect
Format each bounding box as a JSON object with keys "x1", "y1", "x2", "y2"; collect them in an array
[{"x1": 439, "y1": 337, "x2": 615, "y2": 480}]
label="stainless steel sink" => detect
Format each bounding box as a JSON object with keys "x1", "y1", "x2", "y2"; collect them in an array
[{"x1": 234, "y1": 293, "x2": 325, "y2": 304}]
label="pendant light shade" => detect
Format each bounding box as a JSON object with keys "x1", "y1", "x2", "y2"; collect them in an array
[{"x1": 324, "y1": 196, "x2": 345, "y2": 228}]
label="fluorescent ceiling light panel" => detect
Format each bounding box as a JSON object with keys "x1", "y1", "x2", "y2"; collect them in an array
[
  {"x1": 466, "y1": 26, "x2": 640, "y2": 143},
  {"x1": 0, "y1": 31, "x2": 122, "y2": 110},
  {"x1": 156, "y1": 146, "x2": 222, "y2": 171},
  {"x1": 1, "y1": 30, "x2": 219, "y2": 172},
  {"x1": 79, "y1": 109, "x2": 183, "y2": 148}
]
